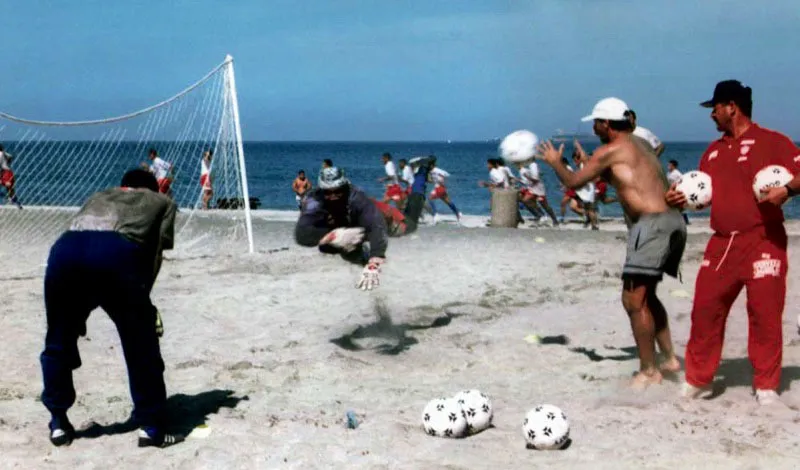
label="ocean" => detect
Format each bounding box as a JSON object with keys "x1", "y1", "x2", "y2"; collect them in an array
[{"x1": 8, "y1": 140, "x2": 800, "y2": 219}]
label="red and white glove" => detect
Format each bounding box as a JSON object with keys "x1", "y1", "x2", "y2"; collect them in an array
[
  {"x1": 356, "y1": 257, "x2": 384, "y2": 291},
  {"x1": 319, "y1": 227, "x2": 365, "y2": 252}
]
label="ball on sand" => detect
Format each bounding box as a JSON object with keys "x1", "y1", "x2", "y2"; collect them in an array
[
  {"x1": 421, "y1": 397, "x2": 468, "y2": 438},
  {"x1": 500, "y1": 130, "x2": 539, "y2": 163},
  {"x1": 522, "y1": 404, "x2": 570, "y2": 450},
  {"x1": 453, "y1": 389, "x2": 493, "y2": 434}
]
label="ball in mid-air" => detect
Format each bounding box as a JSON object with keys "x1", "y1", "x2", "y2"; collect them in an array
[{"x1": 500, "y1": 130, "x2": 539, "y2": 163}]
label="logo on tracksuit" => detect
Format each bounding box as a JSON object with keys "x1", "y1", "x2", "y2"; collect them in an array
[{"x1": 753, "y1": 253, "x2": 781, "y2": 279}]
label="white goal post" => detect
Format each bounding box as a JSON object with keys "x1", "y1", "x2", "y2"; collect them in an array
[{"x1": 0, "y1": 55, "x2": 255, "y2": 276}]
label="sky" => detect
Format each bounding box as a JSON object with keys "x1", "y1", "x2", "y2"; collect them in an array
[{"x1": 1, "y1": 0, "x2": 798, "y2": 142}]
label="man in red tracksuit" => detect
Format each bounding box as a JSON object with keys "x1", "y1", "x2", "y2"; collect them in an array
[{"x1": 666, "y1": 80, "x2": 800, "y2": 405}]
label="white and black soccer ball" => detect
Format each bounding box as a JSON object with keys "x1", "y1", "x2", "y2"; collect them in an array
[
  {"x1": 499, "y1": 130, "x2": 539, "y2": 163},
  {"x1": 453, "y1": 389, "x2": 493, "y2": 435},
  {"x1": 676, "y1": 170, "x2": 712, "y2": 211},
  {"x1": 421, "y1": 397, "x2": 468, "y2": 438},
  {"x1": 753, "y1": 165, "x2": 793, "y2": 201},
  {"x1": 522, "y1": 404, "x2": 570, "y2": 450}
]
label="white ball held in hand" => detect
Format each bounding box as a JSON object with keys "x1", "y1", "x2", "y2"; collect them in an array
[
  {"x1": 676, "y1": 170, "x2": 712, "y2": 211},
  {"x1": 421, "y1": 398, "x2": 468, "y2": 438},
  {"x1": 453, "y1": 389, "x2": 493, "y2": 435},
  {"x1": 522, "y1": 404, "x2": 570, "y2": 450},
  {"x1": 499, "y1": 130, "x2": 539, "y2": 163},
  {"x1": 753, "y1": 165, "x2": 793, "y2": 201}
]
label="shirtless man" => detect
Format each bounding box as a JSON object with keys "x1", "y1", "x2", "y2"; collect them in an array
[
  {"x1": 539, "y1": 97, "x2": 687, "y2": 388},
  {"x1": 292, "y1": 170, "x2": 312, "y2": 209}
]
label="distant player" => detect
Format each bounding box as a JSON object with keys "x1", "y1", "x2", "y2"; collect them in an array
[
  {"x1": 322, "y1": 158, "x2": 333, "y2": 169},
  {"x1": 142, "y1": 149, "x2": 174, "y2": 197},
  {"x1": 479, "y1": 158, "x2": 509, "y2": 189},
  {"x1": 378, "y1": 153, "x2": 406, "y2": 207},
  {"x1": 666, "y1": 160, "x2": 689, "y2": 224},
  {"x1": 200, "y1": 149, "x2": 213, "y2": 209},
  {"x1": 40, "y1": 168, "x2": 181, "y2": 448},
  {"x1": 428, "y1": 158, "x2": 462, "y2": 222},
  {"x1": 0, "y1": 144, "x2": 22, "y2": 208},
  {"x1": 518, "y1": 160, "x2": 559, "y2": 226},
  {"x1": 540, "y1": 97, "x2": 686, "y2": 389},
  {"x1": 292, "y1": 170, "x2": 312, "y2": 209},
  {"x1": 295, "y1": 166, "x2": 389, "y2": 290}
]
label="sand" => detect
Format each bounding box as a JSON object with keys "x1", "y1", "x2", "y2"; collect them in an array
[{"x1": 2, "y1": 210, "x2": 800, "y2": 469}]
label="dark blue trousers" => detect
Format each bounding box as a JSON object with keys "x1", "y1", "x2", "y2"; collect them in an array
[{"x1": 40, "y1": 231, "x2": 166, "y2": 429}]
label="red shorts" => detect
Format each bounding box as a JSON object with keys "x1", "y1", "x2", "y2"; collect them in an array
[
  {"x1": 385, "y1": 184, "x2": 406, "y2": 201},
  {"x1": 0, "y1": 169, "x2": 14, "y2": 187},
  {"x1": 595, "y1": 181, "x2": 608, "y2": 198},
  {"x1": 200, "y1": 174, "x2": 212, "y2": 190},
  {"x1": 157, "y1": 178, "x2": 172, "y2": 194},
  {"x1": 429, "y1": 185, "x2": 447, "y2": 200},
  {"x1": 520, "y1": 188, "x2": 545, "y2": 201},
  {"x1": 372, "y1": 199, "x2": 407, "y2": 236},
  {"x1": 565, "y1": 189, "x2": 577, "y2": 198}
]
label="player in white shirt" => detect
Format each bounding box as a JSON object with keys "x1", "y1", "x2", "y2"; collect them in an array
[
  {"x1": 199, "y1": 149, "x2": 213, "y2": 209},
  {"x1": 628, "y1": 110, "x2": 665, "y2": 157},
  {"x1": 0, "y1": 144, "x2": 22, "y2": 208},
  {"x1": 666, "y1": 159, "x2": 690, "y2": 224},
  {"x1": 428, "y1": 158, "x2": 462, "y2": 222},
  {"x1": 378, "y1": 153, "x2": 406, "y2": 208},
  {"x1": 517, "y1": 160, "x2": 559, "y2": 226},
  {"x1": 565, "y1": 149, "x2": 599, "y2": 230},
  {"x1": 142, "y1": 148, "x2": 174, "y2": 198}
]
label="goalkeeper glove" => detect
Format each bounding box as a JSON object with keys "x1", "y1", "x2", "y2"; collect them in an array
[
  {"x1": 356, "y1": 257, "x2": 384, "y2": 291},
  {"x1": 319, "y1": 227, "x2": 365, "y2": 253}
]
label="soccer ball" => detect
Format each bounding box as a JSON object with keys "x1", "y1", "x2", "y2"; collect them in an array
[
  {"x1": 500, "y1": 130, "x2": 539, "y2": 163},
  {"x1": 676, "y1": 170, "x2": 712, "y2": 211},
  {"x1": 753, "y1": 165, "x2": 793, "y2": 201},
  {"x1": 453, "y1": 389, "x2": 493, "y2": 434},
  {"x1": 421, "y1": 398, "x2": 468, "y2": 438},
  {"x1": 522, "y1": 404, "x2": 570, "y2": 450}
]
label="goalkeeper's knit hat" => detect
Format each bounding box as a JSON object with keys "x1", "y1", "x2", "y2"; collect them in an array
[{"x1": 318, "y1": 166, "x2": 349, "y2": 190}]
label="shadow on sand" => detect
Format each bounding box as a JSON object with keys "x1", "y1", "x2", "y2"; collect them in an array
[{"x1": 76, "y1": 389, "x2": 248, "y2": 440}]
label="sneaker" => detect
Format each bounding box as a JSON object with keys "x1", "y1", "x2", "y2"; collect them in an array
[
  {"x1": 755, "y1": 389, "x2": 780, "y2": 406},
  {"x1": 681, "y1": 381, "x2": 713, "y2": 399},
  {"x1": 49, "y1": 416, "x2": 75, "y2": 447},
  {"x1": 137, "y1": 428, "x2": 185, "y2": 448}
]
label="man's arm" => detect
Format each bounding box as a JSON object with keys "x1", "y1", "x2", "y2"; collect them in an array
[
  {"x1": 654, "y1": 143, "x2": 666, "y2": 158},
  {"x1": 350, "y1": 191, "x2": 389, "y2": 259},
  {"x1": 540, "y1": 142, "x2": 613, "y2": 190}
]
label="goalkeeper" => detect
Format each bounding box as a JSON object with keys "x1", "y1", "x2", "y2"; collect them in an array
[
  {"x1": 295, "y1": 166, "x2": 390, "y2": 291},
  {"x1": 39, "y1": 169, "x2": 182, "y2": 448}
]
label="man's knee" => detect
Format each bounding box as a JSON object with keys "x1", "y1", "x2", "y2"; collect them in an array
[{"x1": 621, "y1": 276, "x2": 657, "y2": 314}]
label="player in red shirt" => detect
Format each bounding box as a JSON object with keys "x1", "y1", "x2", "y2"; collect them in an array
[{"x1": 666, "y1": 80, "x2": 800, "y2": 405}]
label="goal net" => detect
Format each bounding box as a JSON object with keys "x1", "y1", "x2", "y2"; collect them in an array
[{"x1": 0, "y1": 55, "x2": 254, "y2": 278}]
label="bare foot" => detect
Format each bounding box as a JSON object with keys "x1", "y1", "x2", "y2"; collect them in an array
[
  {"x1": 629, "y1": 370, "x2": 663, "y2": 390},
  {"x1": 659, "y1": 356, "x2": 682, "y2": 374}
]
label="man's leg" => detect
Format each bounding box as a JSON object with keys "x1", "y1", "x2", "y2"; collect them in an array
[
  {"x1": 101, "y1": 261, "x2": 175, "y2": 446},
  {"x1": 539, "y1": 198, "x2": 559, "y2": 225},
  {"x1": 744, "y1": 235, "x2": 788, "y2": 393},
  {"x1": 621, "y1": 276, "x2": 663, "y2": 388},
  {"x1": 647, "y1": 287, "x2": 681, "y2": 372},
  {"x1": 684, "y1": 239, "x2": 743, "y2": 390},
  {"x1": 40, "y1": 235, "x2": 95, "y2": 445}
]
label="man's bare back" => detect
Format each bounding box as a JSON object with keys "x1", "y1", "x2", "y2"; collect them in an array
[{"x1": 593, "y1": 135, "x2": 670, "y2": 221}]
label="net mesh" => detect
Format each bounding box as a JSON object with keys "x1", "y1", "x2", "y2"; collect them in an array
[{"x1": 0, "y1": 56, "x2": 253, "y2": 278}]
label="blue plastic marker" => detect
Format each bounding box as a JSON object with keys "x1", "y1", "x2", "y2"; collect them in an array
[{"x1": 345, "y1": 410, "x2": 359, "y2": 429}]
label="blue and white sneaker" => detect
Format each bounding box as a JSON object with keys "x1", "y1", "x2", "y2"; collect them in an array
[{"x1": 137, "y1": 427, "x2": 184, "y2": 448}]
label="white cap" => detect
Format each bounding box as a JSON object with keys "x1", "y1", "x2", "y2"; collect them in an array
[{"x1": 580, "y1": 97, "x2": 630, "y2": 122}]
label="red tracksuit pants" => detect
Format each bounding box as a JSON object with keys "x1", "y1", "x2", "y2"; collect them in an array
[{"x1": 685, "y1": 225, "x2": 788, "y2": 391}]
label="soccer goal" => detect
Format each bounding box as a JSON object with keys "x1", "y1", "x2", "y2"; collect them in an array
[{"x1": 0, "y1": 54, "x2": 255, "y2": 277}]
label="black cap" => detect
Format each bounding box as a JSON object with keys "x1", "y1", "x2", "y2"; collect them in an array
[{"x1": 700, "y1": 80, "x2": 752, "y2": 108}]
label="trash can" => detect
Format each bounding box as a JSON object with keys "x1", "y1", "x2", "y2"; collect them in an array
[{"x1": 490, "y1": 188, "x2": 519, "y2": 228}]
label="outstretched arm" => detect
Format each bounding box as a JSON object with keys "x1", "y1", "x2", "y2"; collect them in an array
[{"x1": 538, "y1": 141, "x2": 611, "y2": 190}]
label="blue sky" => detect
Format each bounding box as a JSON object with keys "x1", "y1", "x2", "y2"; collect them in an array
[{"x1": 1, "y1": 0, "x2": 798, "y2": 141}]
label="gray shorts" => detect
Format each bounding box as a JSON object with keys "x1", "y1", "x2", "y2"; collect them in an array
[{"x1": 622, "y1": 210, "x2": 687, "y2": 280}]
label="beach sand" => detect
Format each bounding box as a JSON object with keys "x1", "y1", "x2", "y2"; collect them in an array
[{"x1": 2, "y1": 210, "x2": 800, "y2": 469}]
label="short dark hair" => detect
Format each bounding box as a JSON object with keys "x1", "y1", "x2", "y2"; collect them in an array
[
  {"x1": 399, "y1": 158, "x2": 407, "y2": 164},
  {"x1": 298, "y1": 170, "x2": 305, "y2": 175},
  {"x1": 628, "y1": 110, "x2": 637, "y2": 121},
  {"x1": 0, "y1": 144, "x2": 4, "y2": 151},
  {"x1": 121, "y1": 168, "x2": 159, "y2": 192},
  {"x1": 608, "y1": 119, "x2": 633, "y2": 132},
  {"x1": 148, "y1": 148, "x2": 158, "y2": 157},
  {"x1": 382, "y1": 152, "x2": 392, "y2": 160},
  {"x1": 323, "y1": 158, "x2": 333, "y2": 166}
]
